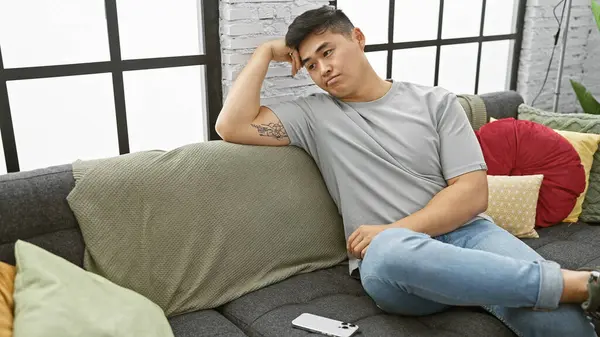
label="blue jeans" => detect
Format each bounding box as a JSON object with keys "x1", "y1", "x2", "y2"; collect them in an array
[{"x1": 358, "y1": 219, "x2": 596, "y2": 337}]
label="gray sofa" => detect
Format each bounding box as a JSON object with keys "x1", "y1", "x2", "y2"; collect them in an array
[{"x1": 2, "y1": 90, "x2": 600, "y2": 337}]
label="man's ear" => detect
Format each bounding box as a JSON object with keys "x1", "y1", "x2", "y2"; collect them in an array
[{"x1": 352, "y1": 27, "x2": 366, "y2": 50}]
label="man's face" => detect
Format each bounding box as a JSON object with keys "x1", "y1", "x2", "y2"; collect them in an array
[{"x1": 297, "y1": 28, "x2": 367, "y2": 99}]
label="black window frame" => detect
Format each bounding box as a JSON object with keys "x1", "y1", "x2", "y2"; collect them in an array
[
  {"x1": 331, "y1": 0, "x2": 526, "y2": 94},
  {"x1": 0, "y1": 0, "x2": 223, "y2": 173}
]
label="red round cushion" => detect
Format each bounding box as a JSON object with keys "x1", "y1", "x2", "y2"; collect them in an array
[{"x1": 475, "y1": 118, "x2": 585, "y2": 227}]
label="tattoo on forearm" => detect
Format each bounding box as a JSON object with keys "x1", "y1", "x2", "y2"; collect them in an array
[{"x1": 251, "y1": 122, "x2": 289, "y2": 140}]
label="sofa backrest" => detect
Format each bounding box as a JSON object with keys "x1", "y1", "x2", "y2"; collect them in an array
[
  {"x1": 457, "y1": 90, "x2": 523, "y2": 130},
  {"x1": 0, "y1": 90, "x2": 524, "y2": 267},
  {"x1": 0, "y1": 164, "x2": 83, "y2": 266}
]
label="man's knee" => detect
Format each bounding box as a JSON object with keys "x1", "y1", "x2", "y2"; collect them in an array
[
  {"x1": 361, "y1": 274, "x2": 448, "y2": 316},
  {"x1": 361, "y1": 276, "x2": 399, "y2": 313},
  {"x1": 361, "y1": 228, "x2": 430, "y2": 280},
  {"x1": 361, "y1": 276, "x2": 412, "y2": 316}
]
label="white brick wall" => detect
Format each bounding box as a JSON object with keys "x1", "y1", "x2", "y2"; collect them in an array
[
  {"x1": 220, "y1": 0, "x2": 329, "y2": 106},
  {"x1": 518, "y1": 0, "x2": 600, "y2": 113},
  {"x1": 219, "y1": 0, "x2": 600, "y2": 112}
]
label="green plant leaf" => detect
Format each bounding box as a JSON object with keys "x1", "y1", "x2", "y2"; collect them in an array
[
  {"x1": 571, "y1": 79, "x2": 600, "y2": 114},
  {"x1": 593, "y1": 0, "x2": 600, "y2": 32}
]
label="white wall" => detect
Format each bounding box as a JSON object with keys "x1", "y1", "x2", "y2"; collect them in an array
[{"x1": 518, "y1": 0, "x2": 600, "y2": 112}]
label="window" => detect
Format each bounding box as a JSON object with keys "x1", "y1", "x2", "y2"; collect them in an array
[
  {"x1": 334, "y1": 0, "x2": 525, "y2": 95},
  {"x1": 0, "y1": 0, "x2": 222, "y2": 173}
]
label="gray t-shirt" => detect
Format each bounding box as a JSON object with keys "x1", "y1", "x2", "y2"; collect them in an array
[{"x1": 266, "y1": 81, "x2": 490, "y2": 275}]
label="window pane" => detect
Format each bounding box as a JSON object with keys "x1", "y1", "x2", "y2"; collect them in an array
[
  {"x1": 478, "y1": 40, "x2": 512, "y2": 94},
  {"x1": 0, "y1": 133, "x2": 5, "y2": 174},
  {"x1": 442, "y1": 0, "x2": 483, "y2": 39},
  {"x1": 484, "y1": 0, "x2": 518, "y2": 36},
  {"x1": 7, "y1": 74, "x2": 119, "y2": 171},
  {"x1": 0, "y1": 0, "x2": 110, "y2": 68},
  {"x1": 392, "y1": 47, "x2": 436, "y2": 86},
  {"x1": 366, "y1": 51, "x2": 388, "y2": 79},
  {"x1": 438, "y1": 43, "x2": 478, "y2": 94},
  {"x1": 124, "y1": 65, "x2": 207, "y2": 153},
  {"x1": 117, "y1": 0, "x2": 202, "y2": 59},
  {"x1": 394, "y1": 0, "x2": 439, "y2": 42},
  {"x1": 337, "y1": 1, "x2": 389, "y2": 45}
]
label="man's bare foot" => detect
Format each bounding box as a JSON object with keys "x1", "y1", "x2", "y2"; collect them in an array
[{"x1": 560, "y1": 270, "x2": 590, "y2": 303}]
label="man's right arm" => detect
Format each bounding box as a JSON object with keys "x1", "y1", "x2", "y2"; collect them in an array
[{"x1": 215, "y1": 40, "x2": 302, "y2": 146}]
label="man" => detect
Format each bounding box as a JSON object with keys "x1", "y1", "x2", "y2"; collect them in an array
[{"x1": 215, "y1": 5, "x2": 600, "y2": 336}]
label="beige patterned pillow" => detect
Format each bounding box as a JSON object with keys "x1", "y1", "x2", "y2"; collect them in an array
[{"x1": 486, "y1": 175, "x2": 544, "y2": 239}]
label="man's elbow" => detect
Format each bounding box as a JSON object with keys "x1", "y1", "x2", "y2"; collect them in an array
[
  {"x1": 215, "y1": 115, "x2": 236, "y2": 141},
  {"x1": 215, "y1": 121, "x2": 229, "y2": 140}
]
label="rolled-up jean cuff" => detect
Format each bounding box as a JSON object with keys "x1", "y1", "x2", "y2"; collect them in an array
[{"x1": 535, "y1": 260, "x2": 563, "y2": 310}]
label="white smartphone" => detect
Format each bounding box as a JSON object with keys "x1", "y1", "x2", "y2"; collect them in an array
[{"x1": 291, "y1": 313, "x2": 359, "y2": 337}]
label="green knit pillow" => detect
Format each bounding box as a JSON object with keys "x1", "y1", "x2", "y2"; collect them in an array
[{"x1": 518, "y1": 104, "x2": 600, "y2": 223}]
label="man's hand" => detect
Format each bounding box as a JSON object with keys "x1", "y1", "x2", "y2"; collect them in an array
[
  {"x1": 347, "y1": 225, "x2": 388, "y2": 259},
  {"x1": 263, "y1": 39, "x2": 302, "y2": 77}
]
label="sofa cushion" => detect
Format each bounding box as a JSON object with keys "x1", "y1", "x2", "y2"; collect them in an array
[
  {"x1": 523, "y1": 222, "x2": 600, "y2": 270},
  {"x1": 169, "y1": 310, "x2": 248, "y2": 337},
  {"x1": 66, "y1": 143, "x2": 347, "y2": 317},
  {"x1": 524, "y1": 223, "x2": 600, "y2": 336},
  {"x1": 480, "y1": 91, "x2": 523, "y2": 120},
  {"x1": 486, "y1": 174, "x2": 543, "y2": 238},
  {"x1": 0, "y1": 228, "x2": 84, "y2": 268},
  {"x1": 220, "y1": 265, "x2": 514, "y2": 337},
  {"x1": 518, "y1": 104, "x2": 600, "y2": 223},
  {"x1": 221, "y1": 222, "x2": 600, "y2": 337},
  {"x1": 553, "y1": 130, "x2": 600, "y2": 222},
  {"x1": 476, "y1": 118, "x2": 586, "y2": 227},
  {"x1": 458, "y1": 94, "x2": 487, "y2": 130},
  {"x1": 0, "y1": 165, "x2": 83, "y2": 267},
  {"x1": 457, "y1": 91, "x2": 523, "y2": 130},
  {"x1": 13, "y1": 240, "x2": 174, "y2": 337},
  {"x1": 0, "y1": 262, "x2": 15, "y2": 337}
]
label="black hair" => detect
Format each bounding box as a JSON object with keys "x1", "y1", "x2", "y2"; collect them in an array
[{"x1": 285, "y1": 5, "x2": 355, "y2": 50}]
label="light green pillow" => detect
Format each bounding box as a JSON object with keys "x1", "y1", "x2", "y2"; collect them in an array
[{"x1": 12, "y1": 240, "x2": 174, "y2": 337}]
